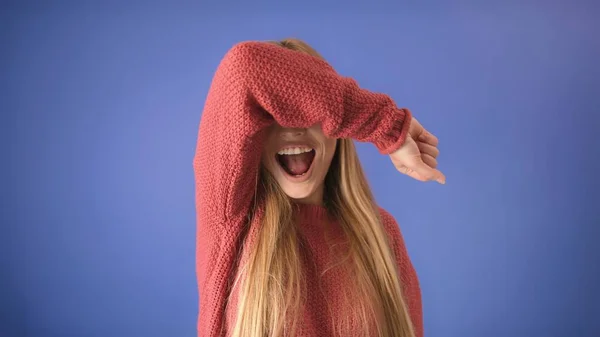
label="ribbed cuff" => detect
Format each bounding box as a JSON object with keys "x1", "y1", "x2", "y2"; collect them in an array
[{"x1": 376, "y1": 108, "x2": 412, "y2": 155}]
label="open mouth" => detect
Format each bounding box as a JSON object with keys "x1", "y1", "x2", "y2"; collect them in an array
[{"x1": 276, "y1": 147, "x2": 316, "y2": 177}]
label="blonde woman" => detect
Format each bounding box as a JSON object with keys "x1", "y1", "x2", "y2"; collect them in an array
[{"x1": 193, "y1": 38, "x2": 445, "y2": 337}]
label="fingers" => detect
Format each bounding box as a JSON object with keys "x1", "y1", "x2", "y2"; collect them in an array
[
  {"x1": 418, "y1": 130, "x2": 439, "y2": 147},
  {"x1": 391, "y1": 130, "x2": 445, "y2": 184},
  {"x1": 417, "y1": 142, "x2": 439, "y2": 159},
  {"x1": 421, "y1": 153, "x2": 437, "y2": 168},
  {"x1": 400, "y1": 166, "x2": 445, "y2": 184},
  {"x1": 407, "y1": 158, "x2": 445, "y2": 184},
  {"x1": 416, "y1": 132, "x2": 441, "y2": 181}
]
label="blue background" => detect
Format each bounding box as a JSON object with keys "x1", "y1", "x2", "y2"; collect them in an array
[{"x1": 2, "y1": 1, "x2": 599, "y2": 337}]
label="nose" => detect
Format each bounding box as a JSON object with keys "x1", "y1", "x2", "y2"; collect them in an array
[{"x1": 279, "y1": 127, "x2": 306, "y2": 139}]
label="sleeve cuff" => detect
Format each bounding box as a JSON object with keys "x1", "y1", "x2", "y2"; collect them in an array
[{"x1": 376, "y1": 108, "x2": 412, "y2": 155}]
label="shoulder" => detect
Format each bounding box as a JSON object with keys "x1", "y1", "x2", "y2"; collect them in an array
[
  {"x1": 376, "y1": 206, "x2": 410, "y2": 254},
  {"x1": 378, "y1": 207, "x2": 423, "y2": 337},
  {"x1": 376, "y1": 206, "x2": 403, "y2": 237},
  {"x1": 377, "y1": 206, "x2": 396, "y2": 224}
]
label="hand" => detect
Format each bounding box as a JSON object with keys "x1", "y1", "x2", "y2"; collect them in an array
[{"x1": 389, "y1": 118, "x2": 446, "y2": 184}]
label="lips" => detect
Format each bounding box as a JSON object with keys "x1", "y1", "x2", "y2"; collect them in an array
[
  {"x1": 277, "y1": 149, "x2": 316, "y2": 176},
  {"x1": 274, "y1": 145, "x2": 317, "y2": 179}
]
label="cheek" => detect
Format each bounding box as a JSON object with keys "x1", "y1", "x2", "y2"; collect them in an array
[
  {"x1": 261, "y1": 152, "x2": 277, "y2": 176},
  {"x1": 261, "y1": 145, "x2": 276, "y2": 174},
  {"x1": 320, "y1": 139, "x2": 338, "y2": 170}
]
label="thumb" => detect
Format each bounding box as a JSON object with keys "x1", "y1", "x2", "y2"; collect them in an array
[{"x1": 409, "y1": 159, "x2": 446, "y2": 184}]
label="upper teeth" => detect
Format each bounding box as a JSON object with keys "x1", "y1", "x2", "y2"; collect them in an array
[{"x1": 277, "y1": 147, "x2": 313, "y2": 155}]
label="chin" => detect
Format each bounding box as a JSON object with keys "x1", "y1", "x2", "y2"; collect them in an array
[
  {"x1": 264, "y1": 143, "x2": 327, "y2": 204},
  {"x1": 280, "y1": 184, "x2": 316, "y2": 201}
]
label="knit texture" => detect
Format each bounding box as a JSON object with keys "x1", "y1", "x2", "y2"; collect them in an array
[
  {"x1": 223, "y1": 204, "x2": 423, "y2": 337},
  {"x1": 193, "y1": 41, "x2": 421, "y2": 336}
]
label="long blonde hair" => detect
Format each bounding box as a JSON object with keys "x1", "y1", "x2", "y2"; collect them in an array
[{"x1": 228, "y1": 38, "x2": 415, "y2": 337}]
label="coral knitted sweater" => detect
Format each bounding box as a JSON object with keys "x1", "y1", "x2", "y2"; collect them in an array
[{"x1": 193, "y1": 41, "x2": 423, "y2": 336}]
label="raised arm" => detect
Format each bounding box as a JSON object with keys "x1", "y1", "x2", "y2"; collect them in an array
[{"x1": 193, "y1": 41, "x2": 412, "y2": 225}]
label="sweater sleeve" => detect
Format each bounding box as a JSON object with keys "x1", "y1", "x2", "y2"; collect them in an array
[
  {"x1": 192, "y1": 41, "x2": 412, "y2": 335},
  {"x1": 379, "y1": 207, "x2": 424, "y2": 337},
  {"x1": 194, "y1": 41, "x2": 412, "y2": 223}
]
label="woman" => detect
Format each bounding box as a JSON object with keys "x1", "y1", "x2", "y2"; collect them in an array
[{"x1": 193, "y1": 38, "x2": 445, "y2": 337}]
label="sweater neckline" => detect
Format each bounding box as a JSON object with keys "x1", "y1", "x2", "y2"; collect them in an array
[
  {"x1": 291, "y1": 201, "x2": 346, "y2": 243},
  {"x1": 291, "y1": 201, "x2": 340, "y2": 231},
  {"x1": 292, "y1": 202, "x2": 329, "y2": 217}
]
